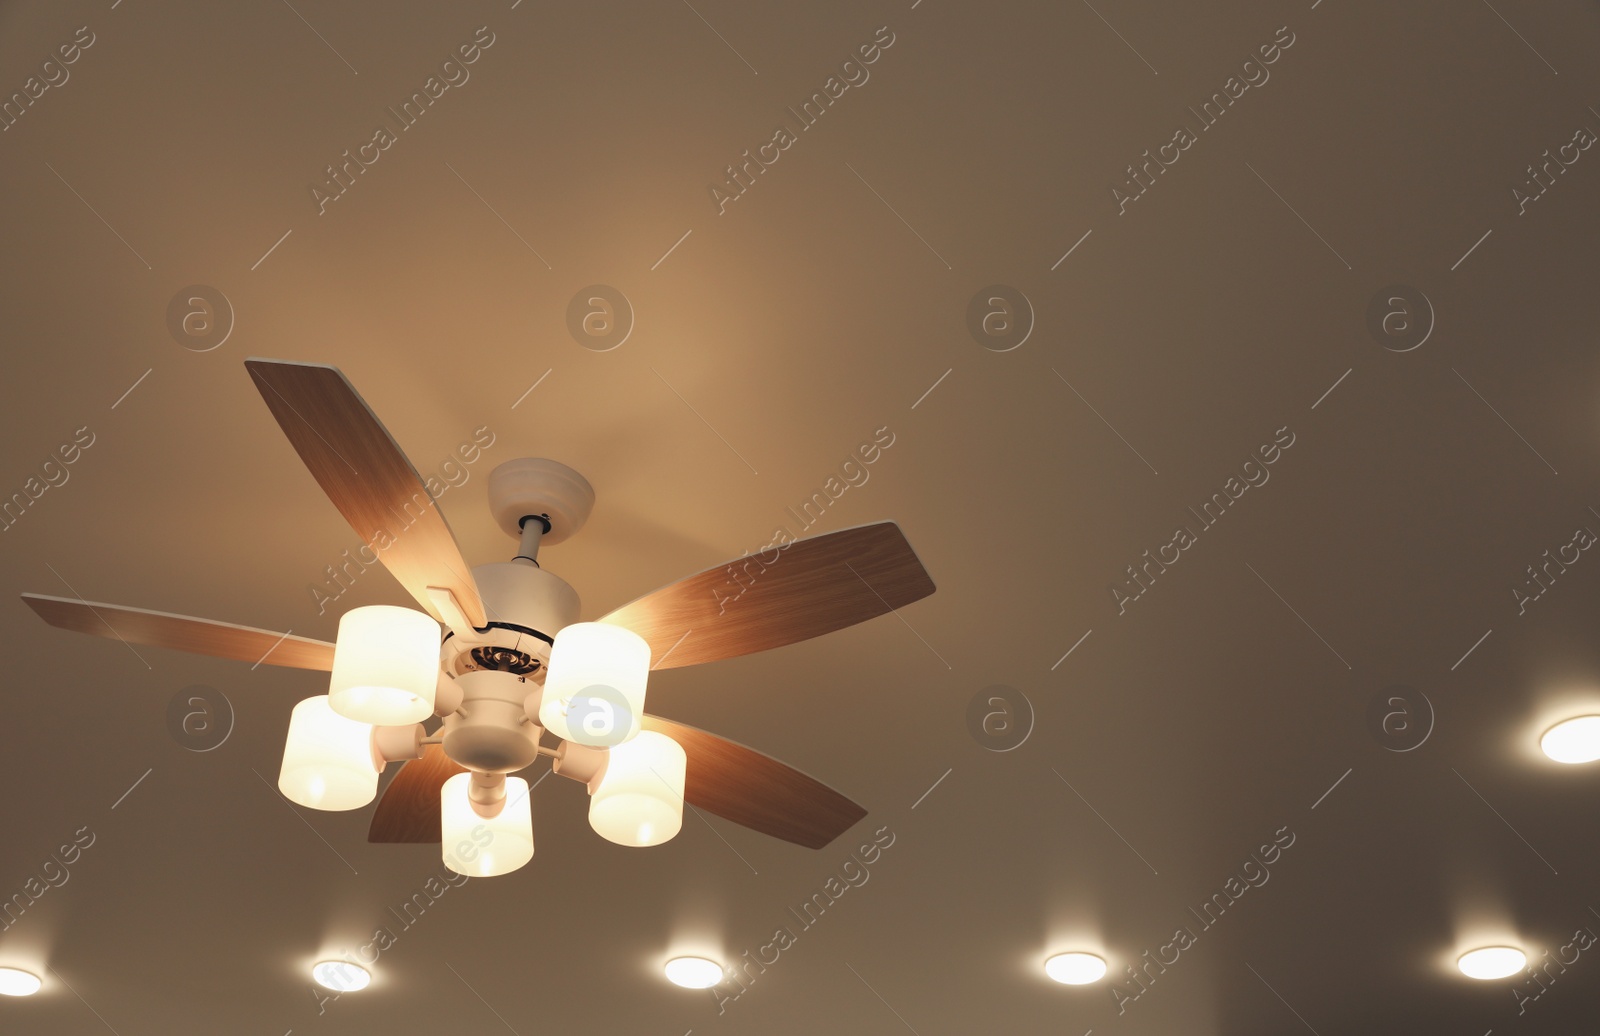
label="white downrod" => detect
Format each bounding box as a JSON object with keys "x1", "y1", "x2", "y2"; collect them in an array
[{"x1": 515, "y1": 515, "x2": 547, "y2": 564}]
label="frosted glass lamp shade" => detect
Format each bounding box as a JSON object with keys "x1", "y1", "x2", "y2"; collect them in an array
[
  {"x1": 540, "y1": 622, "x2": 650, "y2": 746},
  {"x1": 441, "y1": 773, "x2": 534, "y2": 877},
  {"x1": 328, "y1": 605, "x2": 440, "y2": 725},
  {"x1": 278, "y1": 696, "x2": 379, "y2": 810},
  {"x1": 589, "y1": 731, "x2": 686, "y2": 847}
]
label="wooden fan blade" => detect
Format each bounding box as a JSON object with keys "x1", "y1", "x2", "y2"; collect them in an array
[
  {"x1": 245, "y1": 358, "x2": 487, "y2": 630},
  {"x1": 599, "y1": 522, "x2": 935, "y2": 670},
  {"x1": 642, "y1": 714, "x2": 866, "y2": 849},
  {"x1": 21, "y1": 593, "x2": 335, "y2": 670},
  {"x1": 368, "y1": 744, "x2": 466, "y2": 843}
]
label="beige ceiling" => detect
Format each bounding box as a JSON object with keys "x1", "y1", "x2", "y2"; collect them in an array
[{"x1": 3, "y1": 0, "x2": 1600, "y2": 1032}]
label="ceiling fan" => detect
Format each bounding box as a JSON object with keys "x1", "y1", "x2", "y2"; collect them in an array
[{"x1": 21, "y1": 359, "x2": 935, "y2": 875}]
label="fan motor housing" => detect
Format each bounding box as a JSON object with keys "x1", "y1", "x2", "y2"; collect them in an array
[
  {"x1": 441, "y1": 561, "x2": 580, "y2": 674},
  {"x1": 437, "y1": 561, "x2": 578, "y2": 772},
  {"x1": 476, "y1": 560, "x2": 580, "y2": 636}
]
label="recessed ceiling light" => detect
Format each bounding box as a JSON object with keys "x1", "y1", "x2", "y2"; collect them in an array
[
  {"x1": 311, "y1": 961, "x2": 371, "y2": 992},
  {"x1": 1045, "y1": 952, "x2": 1107, "y2": 985},
  {"x1": 1541, "y1": 716, "x2": 1600, "y2": 763},
  {"x1": 0, "y1": 968, "x2": 41, "y2": 997},
  {"x1": 663, "y1": 956, "x2": 725, "y2": 989},
  {"x1": 1458, "y1": 946, "x2": 1526, "y2": 980}
]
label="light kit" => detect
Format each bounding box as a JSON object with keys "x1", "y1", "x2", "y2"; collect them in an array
[{"x1": 20, "y1": 359, "x2": 936, "y2": 876}]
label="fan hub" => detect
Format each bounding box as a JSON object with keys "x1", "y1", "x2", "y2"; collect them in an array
[
  {"x1": 440, "y1": 669, "x2": 542, "y2": 773},
  {"x1": 466, "y1": 646, "x2": 541, "y2": 675},
  {"x1": 433, "y1": 561, "x2": 581, "y2": 773}
]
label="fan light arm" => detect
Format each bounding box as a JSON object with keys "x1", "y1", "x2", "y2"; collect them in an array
[
  {"x1": 467, "y1": 771, "x2": 508, "y2": 818},
  {"x1": 372, "y1": 724, "x2": 426, "y2": 765},
  {"x1": 551, "y1": 741, "x2": 608, "y2": 791}
]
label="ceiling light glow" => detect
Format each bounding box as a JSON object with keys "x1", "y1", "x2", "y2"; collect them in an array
[
  {"x1": 664, "y1": 956, "x2": 725, "y2": 989},
  {"x1": 0, "y1": 968, "x2": 41, "y2": 997},
  {"x1": 1458, "y1": 946, "x2": 1526, "y2": 980},
  {"x1": 1540, "y1": 716, "x2": 1600, "y2": 763},
  {"x1": 1045, "y1": 952, "x2": 1107, "y2": 985},
  {"x1": 311, "y1": 960, "x2": 371, "y2": 992}
]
